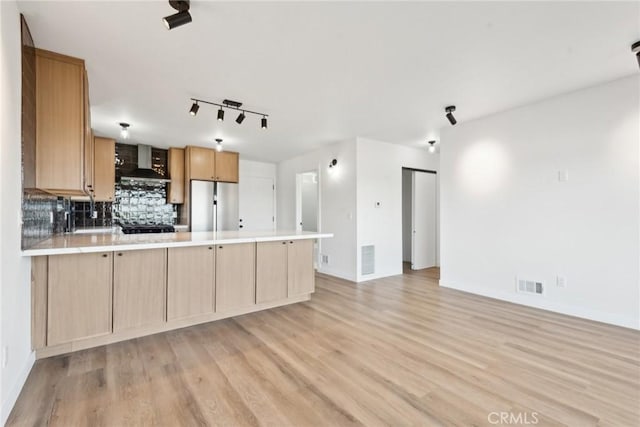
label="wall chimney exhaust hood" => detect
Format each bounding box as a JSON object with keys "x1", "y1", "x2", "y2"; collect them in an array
[{"x1": 120, "y1": 144, "x2": 170, "y2": 183}]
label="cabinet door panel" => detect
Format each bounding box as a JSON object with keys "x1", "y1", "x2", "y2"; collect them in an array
[
  {"x1": 48, "y1": 252, "x2": 112, "y2": 345},
  {"x1": 256, "y1": 241, "x2": 288, "y2": 303},
  {"x1": 167, "y1": 147, "x2": 184, "y2": 203},
  {"x1": 114, "y1": 249, "x2": 167, "y2": 331},
  {"x1": 287, "y1": 239, "x2": 315, "y2": 296},
  {"x1": 93, "y1": 137, "x2": 115, "y2": 201},
  {"x1": 215, "y1": 151, "x2": 239, "y2": 183},
  {"x1": 216, "y1": 243, "x2": 255, "y2": 311},
  {"x1": 189, "y1": 146, "x2": 215, "y2": 181},
  {"x1": 167, "y1": 246, "x2": 215, "y2": 320}
]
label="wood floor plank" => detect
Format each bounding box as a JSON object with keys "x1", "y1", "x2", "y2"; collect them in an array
[{"x1": 7, "y1": 267, "x2": 640, "y2": 426}]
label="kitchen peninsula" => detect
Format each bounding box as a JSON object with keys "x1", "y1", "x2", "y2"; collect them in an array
[{"x1": 24, "y1": 230, "x2": 332, "y2": 359}]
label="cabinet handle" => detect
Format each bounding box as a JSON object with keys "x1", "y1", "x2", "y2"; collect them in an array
[
  {"x1": 218, "y1": 246, "x2": 223, "y2": 249},
  {"x1": 289, "y1": 241, "x2": 294, "y2": 244},
  {"x1": 208, "y1": 246, "x2": 213, "y2": 250},
  {"x1": 102, "y1": 254, "x2": 108, "y2": 258},
  {"x1": 282, "y1": 241, "x2": 287, "y2": 245},
  {"x1": 117, "y1": 253, "x2": 123, "y2": 256}
]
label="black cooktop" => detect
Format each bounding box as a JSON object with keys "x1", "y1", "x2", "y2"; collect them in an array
[{"x1": 120, "y1": 224, "x2": 175, "y2": 234}]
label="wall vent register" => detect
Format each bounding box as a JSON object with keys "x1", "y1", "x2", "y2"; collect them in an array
[{"x1": 516, "y1": 278, "x2": 544, "y2": 295}]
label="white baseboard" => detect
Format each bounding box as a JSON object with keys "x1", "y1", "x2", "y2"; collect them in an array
[
  {"x1": 317, "y1": 267, "x2": 356, "y2": 282},
  {"x1": 1, "y1": 350, "x2": 35, "y2": 425},
  {"x1": 440, "y1": 281, "x2": 639, "y2": 330}
]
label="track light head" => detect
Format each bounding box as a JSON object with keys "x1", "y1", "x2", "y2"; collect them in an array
[
  {"x1": 428, "y1": 140, "x2": 436, "y2": 153},
  {"x1": 215, "y1": 138, "x2": 223, "y2": 152},
  {"x1": 632, "y1": 41, "x2": 640, "y2": 69},
  {"x1": 445, "y1": 105, "x2": 457, "y2": 126},
  {"x1": 261, "y1": 116, "x2": 268, "y2": 130},
  {"x1": 236, "y1": 112, "x2": 246, "y2": 124},
  {"x1": 119, "y1": 122, "x2": 130, "y2": 139},
  {"x1": 189, "y1": 102, "x2": 199, "y2": 116},
  {"x1": 163, "y1": 0, "x2": 192, "y2": 30},
  {"x1": 217, "y1": 108, "x2": 225, "y2": 121}
]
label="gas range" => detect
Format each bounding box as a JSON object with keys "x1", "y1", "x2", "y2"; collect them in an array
[{"x1": 120, "y1": 224, "x2": 176, "y2": 234}]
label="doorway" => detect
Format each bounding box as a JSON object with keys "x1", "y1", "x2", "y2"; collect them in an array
[
  {"x1": 296, "y1": 170, "x2": 320, "y2": 268},
  {"x1": 402, "y1": 168, "x2": 437, "y2": 270}
]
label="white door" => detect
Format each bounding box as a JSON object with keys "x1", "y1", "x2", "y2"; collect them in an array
[
  {"x1": 239, "y1": 176, "x2": 275, "y2": 231},
  {"x1": 411, "y1": 171, "x2": 437, "y2": 270}
]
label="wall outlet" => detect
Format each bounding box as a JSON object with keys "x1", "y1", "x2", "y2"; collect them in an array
[
  {"x1": 556, "y1": 276, "x2": 567, "y2": 288},
  {"x1": 558, "y1": 170, "x2": 569, "y2": 182},
  {"x1": 321, "y1": 254, "x2": 329, "y2": 264},
  {"x1": 2, "y1": 346, "x2": 8, "y2": 369},
  {"x1": 91, "y1": 210, "x2": 98, "y2": 219}
]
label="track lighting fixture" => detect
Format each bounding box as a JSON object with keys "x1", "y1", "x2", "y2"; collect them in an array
[
  {"x1": 163, "y1": 0, "x2": 192, "y2": 30},
  {"x1": 632, "y1": 41, "x2": 640, "y2": 69},
  {"x1": 445, "y1": 106, "x2": 457, "y2": 126},
  {"x1": 189, "y1": 101, "x2": 199, "y2": 116},
  {"x1": 119, "y1": 122, "x2": 130, "y2": 139},
  {"x1": 428, "y1": 140, "x2": 436, "y2": 153},
  {"x1": 187, "y1": 97, "x2": 269, "y2": 129},
  {"x1": 215, "y1": 138, "x2": 223, "y2": 152}
]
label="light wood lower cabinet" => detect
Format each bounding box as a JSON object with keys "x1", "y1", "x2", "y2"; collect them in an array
[
  {"x1": 216, "y1": 243, "x2": 256, "y2": 312},
  {"x1": 113, "y1": 248, "x2": 167, "y2": 331},
  {"x1": 256, "y1": 239, "x2": 315, "y2": 303},
  {"x1": 256, "y1": 241, "x2": 289, "y2": 303},
  {"x1": 288, "y1": 239, "x2": 315, "y2": 296},
  {"x1": 167, "y1": 246, "x2": 215, "y2": 320},
  {"x1": 47, "y1": 252, "x2": 112, "y2": 346}
]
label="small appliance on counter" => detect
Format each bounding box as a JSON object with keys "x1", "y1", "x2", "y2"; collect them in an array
[{"x1": 120, "y1": 224, "x2": 175, "y2": 234}]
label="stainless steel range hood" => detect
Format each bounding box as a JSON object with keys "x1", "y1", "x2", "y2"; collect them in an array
[{"x1": 120, "y1": 144, "x2": 170, "y2": 183}]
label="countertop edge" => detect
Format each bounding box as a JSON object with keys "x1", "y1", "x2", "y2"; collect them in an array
[{"x1": 22, "y1": 233, "x2": 334, "y2": 257}]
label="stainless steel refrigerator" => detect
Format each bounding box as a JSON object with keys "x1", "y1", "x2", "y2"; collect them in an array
[{"x1": 190, "y1": 180, "x2": 239, "y2": 231}]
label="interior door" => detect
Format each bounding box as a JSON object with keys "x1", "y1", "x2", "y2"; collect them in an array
[
  {"x1": 411, "y1": 171, "x2": 437, "y2": 270},
  {"x1": 239, "y1": 176, "x2": 274, "y2": 231}
]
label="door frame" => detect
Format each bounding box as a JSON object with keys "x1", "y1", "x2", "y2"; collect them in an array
[
  {"x1": 401, "y1": 167, "x2": 438, "y2": 271},
  {"x1": 295, "y1": 169, "x2": 320, "y2": 233}
]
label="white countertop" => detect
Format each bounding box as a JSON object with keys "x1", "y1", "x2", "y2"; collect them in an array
[{"x1": 22, "y1": 230, "x2": 333, "y2": 256}]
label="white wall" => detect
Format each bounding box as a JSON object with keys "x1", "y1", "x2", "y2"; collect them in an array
[
  {"x1": 277, "y1": 140, "x2": 357, "y2": 281},
  {"x1": 401, "y1": 169, "x2": 412, "y2": 262},
  {"x1": 0, "y1": 1, "x2": 35, "y2": 423},
  {"x1": 355, "y1": 137, "x2": 439, "y2": 281},
  {"x1": 440, "y1": 75, "x2": 640, "y2": 329}
]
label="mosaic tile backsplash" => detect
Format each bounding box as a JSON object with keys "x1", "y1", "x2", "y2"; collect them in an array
[
  {"x1": 22, "y1": 193, "x2": 68, "y2": 248},
  {"x1": 112, "y1": 181, "x2": 176, "y2": 225}
]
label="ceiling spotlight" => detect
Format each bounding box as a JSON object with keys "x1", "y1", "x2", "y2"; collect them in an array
[
  {"x1": 189, "y1": 101, "x2": 199, "y2": 116},
  {"x1": 261, "y1": 116, "x2": 268, "y2": 130},
  {"x1": 119, "y1": 122, "x2": 130, "y2": 139},
  {"x1": 163, "y1": 0, "x2": 192, "y2": 30},
  {"x1": 236, "y1": 112, "x2": 246, "y2": 124},
  {"x1": 428, "y1": 140, "x2": 436, "y2": 153},
  {"x1": 215, "y1": 138, "x2": 223, "y2": 152},
  {"x1": 217, "y1": 107, "x2": 225, "y2": 121},
  {"x1": 445, "y1": 105, "x2": 457, "y2": 126},
  {"x1": 632, "y1": 41, "x2": 640, "y2": 69}
]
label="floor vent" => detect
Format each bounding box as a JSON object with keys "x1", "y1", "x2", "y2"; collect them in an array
[
  {"x1": 361, "y1": 245, "x2": 375, "y2": 275},
  {"x1": 516, "y1": 278, "x2": 544, "y2": 295}
]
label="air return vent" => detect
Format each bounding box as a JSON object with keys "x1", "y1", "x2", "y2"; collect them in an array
[
  {"x1": 516, "y1": 278, "x2": 544, "y2": 295},
  {"x1": 361, "y1": 245, "x2": 375, "y2": 275}
]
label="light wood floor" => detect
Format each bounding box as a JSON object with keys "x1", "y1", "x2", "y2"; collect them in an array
[{"x1": 8, "y1": 268, "x2": 640, "y2": 426}]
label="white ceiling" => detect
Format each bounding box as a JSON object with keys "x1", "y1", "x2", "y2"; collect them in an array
[{"x1": 18, "y1": 1, "x2": 640, "y2": 162}]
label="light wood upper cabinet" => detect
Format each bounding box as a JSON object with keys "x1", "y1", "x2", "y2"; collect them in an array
[
  {"x1": 47, "y1": 252, "x2": 112, "y2": 346},
  {"x1": 35, "y1": 49, "x2": 89, "y2": 196},
  {"x1": 186, "y1": 146, "x2": 215, "y2": 181},
  {"x1": 83, "y1": 72, "x2": 93, "y2": 195},
  {"x1": 216, "y1": 243, "x2": 256, "y2": 312},
  {"x1": 167, "y1": 147, "x2": 185, "y2": 204},
  {"x1": 93, "y1": 137, "x2": 115, "y2": 202},
  {"x1": 256, "y1": 241, "x2": 288, "y2": 303},
  {"x1": 287, "y1": 239, "x2": 315, "y2": 296},
  {"x1": 215, "y1": 151, "x2": 239, "y2": 183},
  {"x1": 113, "y1": 249, "x2": 167, "y2": 331},
  {"x1": 167, "y1": 246, "x2": 215, "y2": 320}
]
